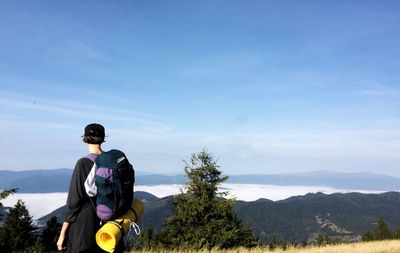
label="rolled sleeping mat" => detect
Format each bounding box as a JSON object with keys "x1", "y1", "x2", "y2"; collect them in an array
[{"x1": 96, "y1": 198, "x2": 144, "y2": 253}]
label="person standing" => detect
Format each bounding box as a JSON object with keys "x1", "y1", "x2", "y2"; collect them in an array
[{"x1": 57, "y1": 123, "x2": 105, "y2": 252}]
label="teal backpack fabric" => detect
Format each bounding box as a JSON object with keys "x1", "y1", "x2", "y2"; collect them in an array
[{"x1": 94, "y1": 149, "x2": 135, "y2": 221}]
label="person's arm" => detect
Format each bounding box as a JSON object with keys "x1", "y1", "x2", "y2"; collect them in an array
[
  {"x1": 56, "y1": 222, "x2": 70, "y2": 251},
  {"x1": 57, "y1": 159, "x2": 85, "y2": 251}
]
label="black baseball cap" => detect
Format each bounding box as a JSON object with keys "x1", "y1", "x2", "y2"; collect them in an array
[{"x1": 83, "y1": 123, "x2": 105, "y2": 138}]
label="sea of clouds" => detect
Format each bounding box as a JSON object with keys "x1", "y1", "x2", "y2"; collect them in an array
[{"x1": 1, "y1": 184, "x2": 384, "y2": 220}]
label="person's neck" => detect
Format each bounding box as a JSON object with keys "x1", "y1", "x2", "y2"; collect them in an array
[{"x1": 88, "y1": 144, "x2": 102, "y2": 155}]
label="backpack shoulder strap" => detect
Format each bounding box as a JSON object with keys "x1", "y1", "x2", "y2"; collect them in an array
[
  {"x1": 84, "y1": 154, "x2": 98, "y2": 197},
  {"x1": 86, "y1": 153, "x2": 98, "y2": 163}
]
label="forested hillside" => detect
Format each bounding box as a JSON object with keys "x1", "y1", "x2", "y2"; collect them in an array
[{"x1": 38, "y1": 191, "x2": 400, "y2": 244}]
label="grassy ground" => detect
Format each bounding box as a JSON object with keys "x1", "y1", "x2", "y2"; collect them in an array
[{"x1": 130, "y1": 240, "x2": 400, "y2": 253}]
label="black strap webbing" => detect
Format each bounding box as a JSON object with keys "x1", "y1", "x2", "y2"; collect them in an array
[
  {"x1": 109, "y1": 219, "x2": 125, "y2": 237},
  {"x1": 129, "y1": 207, "x2": 138, "y2": 222}
]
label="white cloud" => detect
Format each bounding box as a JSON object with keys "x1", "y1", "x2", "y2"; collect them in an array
[
  {"x1": 49, "y1": 39, "x2": 107, "y2": 62},
  {"x1": 229, "y1": 129, "x2": 400, "y2": 159},
  {"x1": 1, "y1": 185, "x2": 385, "y2": 220},
  {"x1": 344, "y1": 81, "x2": 400, "y2": 97},
  {"x1": 1, "y1": 90, "x2": 399, "y2": 175},
  {"x1": 1, "y1": 193, "x2": 68, "y2": 221},
  {"x1": 0, "y1": 90, "x2": 168, "y2": 131}
]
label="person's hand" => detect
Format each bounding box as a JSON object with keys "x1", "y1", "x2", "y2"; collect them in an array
[
  {"x1": 56, "y1": 234, "x2": 66, "y2": 251},
  {"x1": 57, "y1": 222, "x2": 70, "y2": 251}
]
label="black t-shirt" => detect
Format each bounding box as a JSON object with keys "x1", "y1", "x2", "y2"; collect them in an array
[{"x1": 64, "y1": 156, "x2": 101, "y2": 253}]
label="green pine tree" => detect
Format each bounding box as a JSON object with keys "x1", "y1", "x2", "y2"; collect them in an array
[
  {"x1": 0, "y1": 188, "x2": 18, "y2": 251},
  {"x1": 393, "y1": 226, "x2": 400, "y2": 239},
  {"x1": 133, "y1": 227, "x2": 155, "y2": 250},
  {"x1": 0, "y1": 188, "x2": 17, "y2": 221},
  {"x1": 374, "y1": 218, "x2": 392, "y2": 240},
  {"x1": 269, "y1": 235, "x2": 287, "y2": 250},
  {"x1": 315, "y1": 233, "x2": 332, "y2": 246},
  {"x1": 40, "y1": 216, "x2": 61, "y2": 252},
  {"x1": 362, "y1": 230, "x2": 374, "y2": 241},
  {"x1": 0, "y1": 199, "x2": 38, "y2": 252},
  {"x1": 157, "y1": 150, "x2": 258, "y2": 250},
  {"x1": 0, "y1": 189, "x2": 18, "y2": 206}
]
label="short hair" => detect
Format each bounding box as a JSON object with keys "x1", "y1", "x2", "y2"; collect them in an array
[{"x1": 83, "y1": 136, "x2": 105, "y2": 144}]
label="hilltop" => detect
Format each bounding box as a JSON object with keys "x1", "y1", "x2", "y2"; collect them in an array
[{"x1": 37, "y1": 191, "x2": 400, "y2": 244}]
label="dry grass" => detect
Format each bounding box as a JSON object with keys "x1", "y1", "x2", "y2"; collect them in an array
[
  {"x1": 130, "y1": 240, "x2": 400, "y2": 253},
  {"x1": 266, "y1": 240, "x2": 400, "y2": 253}
]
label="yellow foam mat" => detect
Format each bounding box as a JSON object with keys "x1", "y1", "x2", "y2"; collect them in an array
[{"x1": 96, "y1": 198, "x2": 144, "y2": 252}]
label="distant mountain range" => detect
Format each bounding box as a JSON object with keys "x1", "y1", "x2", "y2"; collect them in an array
[
  {"x1": 36, "y1": 191, "x2": 400, "y2": 244},
  {"x1": 0, "y1": 169, "x2": 399, "y2": 192},
  {"x1": 3, "y1": 169, "x2": 399, "y2": 244},
  {"x1": 36, "y1": 191, "x2": 159, "y2": 227}
]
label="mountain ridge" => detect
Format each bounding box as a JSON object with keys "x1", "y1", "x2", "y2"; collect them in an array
[
  {"x1": 33, "y1": 191, "x2": 400, "y2": 244},
  {"x1": 1, "y1": 169, "x2": 399, "y2": 192}
]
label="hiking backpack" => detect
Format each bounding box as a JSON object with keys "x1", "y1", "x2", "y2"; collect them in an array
[{"x1": 90, "y1": 149, "x2": 135, "y2": 221}]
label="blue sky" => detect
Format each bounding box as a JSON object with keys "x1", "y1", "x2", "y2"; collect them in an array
[{"x1": 0, "y1": 1, "x2": 399, "y2": 176}]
